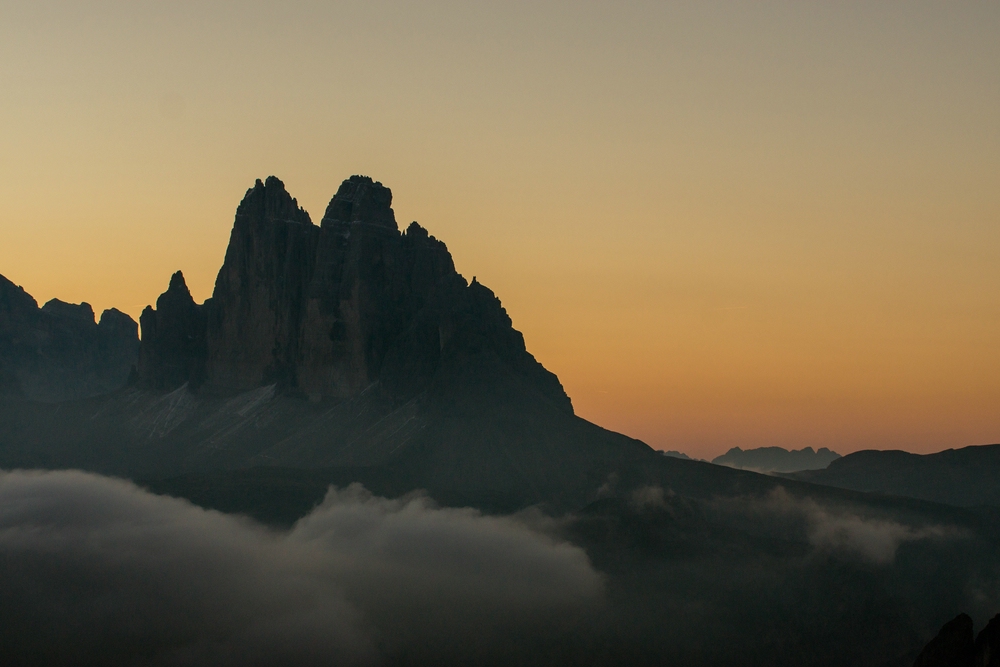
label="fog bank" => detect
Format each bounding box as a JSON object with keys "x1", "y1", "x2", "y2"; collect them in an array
[{"x1": 0, "y1": 469, "x2": 601, "y2": 666}]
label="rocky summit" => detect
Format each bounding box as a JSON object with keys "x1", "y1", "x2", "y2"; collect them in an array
[
  {"x1": 140, "y1": 175, "x2": 571, "y2": 411},
  {"x1": 1, "y1": 175, "x2": 658, "y2": 511},
  {"x1": 137, "y1": 271, "x2": 206, "y2": 391}
]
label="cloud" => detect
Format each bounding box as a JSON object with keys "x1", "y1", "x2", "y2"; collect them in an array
[
  {"x1": 732, "y1": 487, "x2": 965, "y2": 564},
  {"x1": 0, "y1": 470, "x2": 602, "y2": 666},
  {"x1": 628, "y1": 484, "x2": 673, "y2": 510},
  {"x1": 803, "y1": 506, "x2": 960, "y2": 564}
]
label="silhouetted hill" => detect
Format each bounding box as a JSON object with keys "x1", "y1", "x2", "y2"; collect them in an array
[
  {"x1": 788, "y1": 445, "x2": 1000, "y2": 508},
  {"x1": 713, "y1": 446, "x2": 841, "y2": 473},
  {"x1": 0, "y1": 274, "x2": 138, "y2": 402}
]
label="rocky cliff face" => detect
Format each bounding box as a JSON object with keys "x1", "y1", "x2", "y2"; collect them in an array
[
  {"x1": 138, "y1": 175, "x2": 572, "y2": 412},
  {"x1": 913, "y1": 613, "x2": 1000, "y2": 667},
  {"x1": 0, "y1": 274, "x2": 139, "y2": 401},
  {"x1": 137, "y1": 271, "x2": 206, "y2": 391}
]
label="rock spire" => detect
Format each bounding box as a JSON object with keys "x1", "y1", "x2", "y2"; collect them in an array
[{"x1": 137, "y1": 176, "x2": 572, "y2": 413}]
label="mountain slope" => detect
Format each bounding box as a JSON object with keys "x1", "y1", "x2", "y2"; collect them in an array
[
  {"x1": 787, "y1": 444, "x2": 1000, "y2": 508},
  {"x1": 0, "y1": 175, "x2": 646, "y2": 511}
]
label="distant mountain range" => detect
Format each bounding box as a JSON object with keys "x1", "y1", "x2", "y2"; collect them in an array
[
  {"x1": 661, "y1": 449, "x2": 696, "y2": 460},
  {"x1": 712, "y1": 446, "x2": 841, "y2": 473}
]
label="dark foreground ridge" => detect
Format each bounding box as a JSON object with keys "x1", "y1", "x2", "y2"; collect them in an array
[{"x1": 912, "y1": 612, "x2": 1000, "y2": 667}]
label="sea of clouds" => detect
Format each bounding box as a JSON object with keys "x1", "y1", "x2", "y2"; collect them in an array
[{"x1": 0, "y1": 469, "x2": 602, "y2": 666}]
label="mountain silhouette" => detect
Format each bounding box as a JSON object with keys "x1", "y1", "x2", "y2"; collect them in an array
[
  {"x1": 713, "y1": 446, "x2": 841, "y2": 473},
  {"x1": 140, "y1": 175, "x2": 570, "y2": 409},
  {"x1": 0, "y1": 274, "x2": 138, "y2": 402},
  {"x1": 787, "y1": 444, "x2": 1000, "y2": 508},
  {"x1": 0, "y1": 176, "x2": 684, "y2": 511},
  {"x1": 912, "y1": 612, "x2": 1000, "y2": 667}
]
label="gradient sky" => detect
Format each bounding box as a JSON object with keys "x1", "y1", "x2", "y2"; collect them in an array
[{"x1": 1, "y1": 1, "x2": 998, "y2": 459}]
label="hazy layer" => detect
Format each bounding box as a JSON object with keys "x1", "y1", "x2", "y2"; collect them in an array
[
  {"x1": 1, "y1": 468, "x2": 982, "y2": 666},
  {"x1": 0, "y1": 469, "x2": 600, "y2": 665},
  {"x1": 1, "y1": 1, "x2": 998, "y2": 458}
]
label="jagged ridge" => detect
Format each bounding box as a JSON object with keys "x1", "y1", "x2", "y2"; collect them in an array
[
  {"x1": 0, "y1": 274, "x2": 138, "y2": 402},
  {"x1": 139, "y1": 175, "x2": 572, "y2": 413}
]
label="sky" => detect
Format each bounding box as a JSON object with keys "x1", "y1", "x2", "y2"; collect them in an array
[{"x1": 0, "y1": 1, "x2": 998, "y2": 459}]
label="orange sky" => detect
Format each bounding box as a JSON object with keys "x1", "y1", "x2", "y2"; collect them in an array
[{"x1": 1, "y1": 1, "x2": 998, "y2": 459}]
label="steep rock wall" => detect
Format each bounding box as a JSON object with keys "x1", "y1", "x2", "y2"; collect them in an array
[{"x1": 138, "y1": 175, "x2": 572, "y2": 412}]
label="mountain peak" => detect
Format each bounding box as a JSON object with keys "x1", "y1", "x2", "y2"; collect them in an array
[
  {"x1": 321, "y1": 175, "x2": 396, "y2": 229},
  {"x1": 0, "y1": 278, "x2": 138, "y2": 401},
  {"x1": 41, "y1": 299, "x2": 96, "y2": 325},
  {"x1": 139, "y1": 174, "x2": 571, "y2": 413},
  {"x1": 0, "y1": 274, "x2": 39, "y2": 313},
  {"x1": 139, "y1": 270, "x2": 206, "y2": 391},
  {"x1": 167, "y1": 271, "x2": 190, "y2": 295},
  {"x1": 237, "y1": 175, "x2": 312, "y2": 227}
]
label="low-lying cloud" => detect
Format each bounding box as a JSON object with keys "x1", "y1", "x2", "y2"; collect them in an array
[
  {"x1": 730, "y1": 487, "x2": 965, "y2": 564},
  {"x1": 803, "y1": 503, "x2": 960, "y2": 564},
  {"x1": 0, "y1": 469, "x2": 602, "y2": 666}
]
